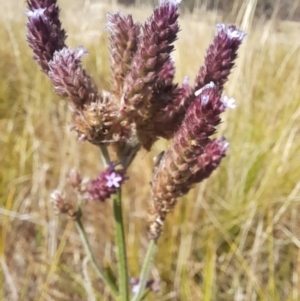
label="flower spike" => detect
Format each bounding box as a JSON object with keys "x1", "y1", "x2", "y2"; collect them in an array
[
  {"x1": 107, "y1": 12, "x2": 140, "y2": 96},
  {"x1": 148, "y1": 83, "x2": 231, "y2": 239},
  {"x1": 195, "y1": 24, "x2": 246, "y2": 94},
  {"x1": 48, "y1": 47, "x2": 97, "y2": 106},
  {"x1": 122, "y1": 0, "x2": 181, "y2": 119},
  {"x1": 26, "y1": 0, "x2": 67, "y2": 73}
]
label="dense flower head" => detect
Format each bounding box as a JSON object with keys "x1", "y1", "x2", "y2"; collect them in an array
[
  {"x1": 25, "y1": 0, "x2": 245, "y2": 151},
  {"x1": 149, "y1": 23, "x2": 245, "y2": 142},
  {"x1": 26, "y1": 0, "x2": 66, "y2": 73},
  {"x1": 48, "y1": 47, "x2": 96, "y2": 106},
  {"x1": 88, "y1": 164, "x2": 127, "y2": 202},
  {"x1": 148, "y1": 83, "x2": 233, "y2": 239},
  {"x1": 221, "y1": 95, "x2": 236, "y2": 109},
  {"x1": 195, "y1": 23, "x2": 246, "y2": 94},
  {"x1": 122, "y1": 0, "x2": 180, "y2": 118},
  {"x1": 107, "y1": 12, "x2": 140, "y2": 96},
  {"x1": 48, "y1": 47, "x2": 127, "y2": 145}
]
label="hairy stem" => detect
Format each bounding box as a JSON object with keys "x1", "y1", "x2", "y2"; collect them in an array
[
  {"x1": 131, "y1": 239, "x2": 157, "y2": 301},
  {"x1": 113, "y1": 189, "x2": 129, "y2": 301}
]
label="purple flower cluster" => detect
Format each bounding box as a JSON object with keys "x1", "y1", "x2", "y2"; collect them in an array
[
  {"x1": 26, "y1": 0, "x2": 66, "y2": 73},
  {"x1": 26, "y1": 0, "x2": 245, "y2": 239},
  {"x1": 195, "y1": 24, "x2": 246, "y2": 94},
  {"x1": 88, "y1": 165, "x2": 126, "y2": 202},
  {"x1": 148, "y1": 83, "x2": 233, "y2": 238}
]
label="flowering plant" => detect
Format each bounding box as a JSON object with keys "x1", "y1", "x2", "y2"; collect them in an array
[{"x1": 26, "y1": 0, "x2": 245, "y2": 299}]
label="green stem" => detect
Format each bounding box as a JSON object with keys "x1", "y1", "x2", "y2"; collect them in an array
[
  {"x1": 99, "y1": 145, "x2": 111, "y2": 166},
  {"x1": 113, "y1": 189, "x2": 129, "y2": 301},
  {"x1": 75, "y1": 216, "x2": 119, "y2": 299},
  {"x1": 121, "y1": 143, "x2": 141, "y2": 171},
  {"x1": 131, "y1": 239, "x2": 157, "y2": 301}
]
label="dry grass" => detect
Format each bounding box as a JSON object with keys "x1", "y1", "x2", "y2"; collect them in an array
[{"x1": 1, "y1": 0, "x2": 300, "y2": 300}]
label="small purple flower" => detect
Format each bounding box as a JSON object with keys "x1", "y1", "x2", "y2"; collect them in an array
[
  {"x1": 159, "y1": 0, "x2": 182, "y2": 5},
  {"x1": 217, "y1": 23, "x2": 246, "y2": 41},
  {"x1": 105, "y1": 172, "x2": 123, "y2": 188},
  {"x1": 88, "y1": 164, "x2": 127, "y2": 202},
  {"x1": 200, "y1": 94, "x2": 210, "y2": 106},
  {"x1": 183, "y1": 75, "x2": 190, "y2": 85},
  {"x1": 221, "y1": 95, "x2": 236, "y2": 109},
  {"x1": 26, "y1": 8, "x2": 46, "y2": 19}
]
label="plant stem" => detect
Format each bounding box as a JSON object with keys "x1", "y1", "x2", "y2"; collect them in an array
[
  {"x1": 131, "y1": 239, "x2": 157, "y2": 301},
  {"x1": 99, "y1": 145, "x2": 111, "y2": 166},
  {"x1": 121, "y1": 142, "x2": 141, "y2": 170},
  {"x1": 113, "y1": 189, "x2": 129, "y2": 301},
  {"x1": 75, "y1": 216, "x2": 119, "y2": 299}
]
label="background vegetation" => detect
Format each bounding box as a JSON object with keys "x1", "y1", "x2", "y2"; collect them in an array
[
  {"x1": 119, "y1": 0, "x2": 300, "y2": 20},
  {"x1": 1, "y1": 0, "x2": 300, "y2": 300}
]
